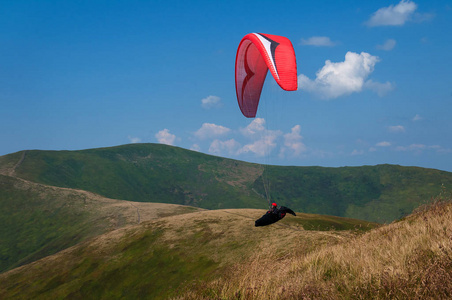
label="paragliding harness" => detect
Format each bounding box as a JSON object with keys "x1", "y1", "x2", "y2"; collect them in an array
[
  {"x1": 255, "y1": 203, "x2": 296, "y2": 227},
  {"x1": 268, "y1": 204, "x2": 287, "y2": 219}
]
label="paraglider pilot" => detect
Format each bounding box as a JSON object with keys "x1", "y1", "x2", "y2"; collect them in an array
[
  {"x1": 255, "y1": 202, "x2": 296, "y2": 227},
  {"x1": 270, "y1": 202, "x2": 278, "y2": 214}
]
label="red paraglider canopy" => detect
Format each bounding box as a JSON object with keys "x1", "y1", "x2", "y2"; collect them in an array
[{"x1": 235, "y1": 33, "x2": 298, "y2": 118}]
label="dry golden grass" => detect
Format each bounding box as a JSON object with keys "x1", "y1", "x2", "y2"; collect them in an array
[
  {"x1": 0, "y1": 207, "x2": 349, "y2": 300},
  {"x1": 181, "y1": 196, "x2": 452, "y2": 299},
  {"x1": 1, "y1": 187, "x2": 450, "y2": 299}
]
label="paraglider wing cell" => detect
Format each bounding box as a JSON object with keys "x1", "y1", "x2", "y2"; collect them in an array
[{"x1": 235, "y1": 33, "x2": 298, "y2": 118}]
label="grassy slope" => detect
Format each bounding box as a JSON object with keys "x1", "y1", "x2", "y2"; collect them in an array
[
  {"x1": 0, "y1": 174, "x2": 203, "y2": 273},
  {"x1": 1, "y1": 196, "x2": 450, "y2": 299},
  {"x1": 0, "y1": 208, "x2": 378, "y2": 299},
  {"x1": 205, "y1": 196, "x2": 452, "y2": 299},
  {"x1": 2, "y1": 143, "x2": 452, "y2": 223}
]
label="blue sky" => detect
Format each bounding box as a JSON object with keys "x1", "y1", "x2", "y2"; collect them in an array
[{"x1": 1, "y1": 0, "x2": 451, "y2": 172}]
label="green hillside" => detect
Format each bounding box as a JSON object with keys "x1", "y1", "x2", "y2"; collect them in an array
[
  {"x1": 0, "y1": 198, "x2": 450, "y2": 300},
  {"x1": 0, "y1": 174, "x2": 202, "y2": 273},
  {"x1": 0, "y1": 208, "x2": 378, "y2": 299},
  {"x1": 1, "y1": 144, "x2": 264, "y2": 210},
  {"x1": 256, "y1": 164, "x2": 452, "y2": 222},
  {"x1": 1, "y1": 143, "x2": 452, "y2": 223}
]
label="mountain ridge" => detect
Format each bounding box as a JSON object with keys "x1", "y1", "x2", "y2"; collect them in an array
[{"x1": 2, "y1": 143, "x2": 452, "y2": 223}]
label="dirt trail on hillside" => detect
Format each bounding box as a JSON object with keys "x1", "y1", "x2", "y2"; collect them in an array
[
  {"x1": 3, "y1": 171, "x2": 204, "y2": 229},
  {"x1": 30, "y1": 176, "x2": 203, "y2": 225},
  {"x1": 0, "y1": 150, "x2": 27, "y2": 177},
  {"x1": 1, "y1": 150, "x2": 204, "y2": 226}
]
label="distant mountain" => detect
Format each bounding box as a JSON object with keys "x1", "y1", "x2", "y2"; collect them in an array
[{"x1": 1, "y1": 143, "x2": 451, "y2": 223}]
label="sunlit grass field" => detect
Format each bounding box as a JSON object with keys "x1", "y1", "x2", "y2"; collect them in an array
[
  {"x1": 186, "y1": 194, "x2": 452, "y2": 299},
  {"x1": 1, "y1": 193, "x2": 450, "y2": 299}
]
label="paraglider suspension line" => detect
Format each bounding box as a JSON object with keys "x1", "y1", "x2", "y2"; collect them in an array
[{"x1": 262, "y1": 168, "x2": 271, "y2": 207}]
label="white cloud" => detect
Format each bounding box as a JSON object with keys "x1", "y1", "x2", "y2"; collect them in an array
[
  {"x1": 395, "y1": 144, "x2": 451, "y2": 153},
  {"x1": 376, "y1": 141, "x2": 391, "y2": 147},
  {"x1": 238, "y1": 118, "x2": 282, "y2": 157},
  {"x1": 366, "y1": 0, "x2": 418, "y2": 27},
  {"x1": 128, "y1": 136, "x2": 141, "y2": 144},
  {"x1": 351, "y1": 149, "x2": 364, "y2": 156},
  {"x1": 413, "y1": 12, "x2": 435, "y2": 23},
  {"x1": 280, "y1": 125, "x2": 306, "y2": 157},
  {"x1": 413, "y1": 114, "x2": 423, "y2": 121},
  {"x1": 201, "y1": 95, "x2": 222, "y2": 109},
  {"x1": 155, "y1": 129, "x2": 176, "y2": 146},
  {"x1": 364, "y1": 80, "x2": 395, "y2": 97},
  {"x1": 194, "y1": 123, "x2": 230, "y2": 140},
  {"x1": 428, "y1": 145, "x2": 441, "y2": 150},
  {"x1": 388, "y1": 125, "x2": 406, "y2": 133},
  {"x1": 436, "y1": 147, "x2": 452, "y2": 154},
  {"x1": 240, "y1": 118, "x2": 281, "y2": 139},
  {"x1": 239, "y1": 118, "x2": 266, "y2": 137},
  {"x1": 209, "y1": 139, "x2": 241, "y2": 156},
  {"x1": 190, "y1": 144, "x2": 201, "y2": 152},
  {"x1": 238, "y1": 135, "x2": 279, "y2": 157},
  {"x1": 298, "y1": 51, "x2": 391, "y2": 99},
  {"x1": 239, "y1": 118, "x2": 282, "y2": 141},
  {"x1": 396, "y1": 144, "x2": 425, "y2": 151},
  {"x1": 300, "y1": 36, "x2": 336, "y2": 47},
  {"x1": 377, "y1": 39, "x2": 396, "y2": 51}
]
